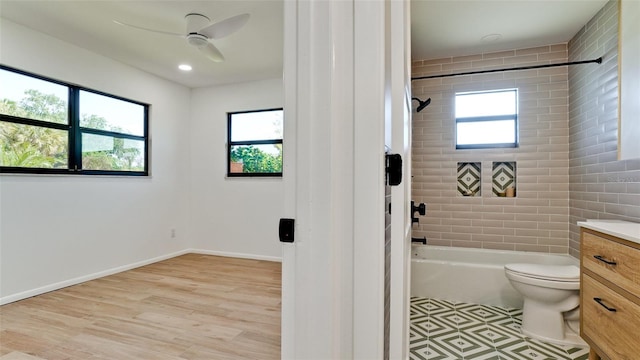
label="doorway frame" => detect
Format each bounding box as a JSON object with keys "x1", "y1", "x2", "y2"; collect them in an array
[{"x1": 281, "y1": 1, "x2": 412, "y2": 358}]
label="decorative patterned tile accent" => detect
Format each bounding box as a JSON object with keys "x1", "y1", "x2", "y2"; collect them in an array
[
  {"x1": 457, "y1": 162, "x2": 481, "y2": 197},
  {"x1": 492, "y1": 162, "x2": 516, "y2": 197},
  {"x1": 409, "y1": 297, "x2": 589, "y2": 360}
]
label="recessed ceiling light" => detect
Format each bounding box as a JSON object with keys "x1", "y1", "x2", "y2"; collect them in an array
[
  {"x1": 481, "y1": 33, "x2": 502, "y2": 42},
  {"x1": 178, "y1": 64, "x2": 192, "y2": 71}
]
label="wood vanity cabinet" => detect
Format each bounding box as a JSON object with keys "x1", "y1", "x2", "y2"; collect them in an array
[{"x1": 580, "y1": 228, "x2": 640, "y2": 360}]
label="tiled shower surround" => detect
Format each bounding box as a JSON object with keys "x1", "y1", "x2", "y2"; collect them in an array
[
  {"x1": 412, "y1": 44, "x2": 572, "y2": 253},
  {"x1": 567, "y1": 0, "x2": 640, "y2": 257},
  {"x1": 411, "y1": 0, "x2": 639, "y2": 255}
]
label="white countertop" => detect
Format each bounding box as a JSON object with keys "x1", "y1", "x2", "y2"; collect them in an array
[{"x1": 578, "y1": 220, "x2": 640, "y2": 244}]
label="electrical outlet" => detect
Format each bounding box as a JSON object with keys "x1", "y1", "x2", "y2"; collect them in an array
[{"x1": 171, "y1": 229, "x2": 176, "y2": 238}]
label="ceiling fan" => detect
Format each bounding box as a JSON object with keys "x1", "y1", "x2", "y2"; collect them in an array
[{"x1": 114, "y1": 13, "x2": 250, "y2": 62}]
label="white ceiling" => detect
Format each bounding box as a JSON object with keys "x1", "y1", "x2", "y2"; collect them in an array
[
  {"x1": 0, "y1": 0, "x2": 284, "y2": 88},
  {"x1": 0, "y1": 0, "x2": 609, "y2": 89},
  {"x1": 411, "y1": 0, "x2": 609, "y2": 60}
]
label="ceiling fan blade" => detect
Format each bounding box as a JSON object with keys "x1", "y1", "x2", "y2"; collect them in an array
[
  {"x1": 198, "y1": 42, "x2": 225, "y2": 62},
  {"x1": 113, "y1": 20, "x2": 184, "y2": 38},
  {"x1": 199, "y1": 13, "x2": 249, "y2": 39}
]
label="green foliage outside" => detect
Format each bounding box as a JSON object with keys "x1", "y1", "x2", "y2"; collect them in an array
[
  {"x1": 1, "y1": 90, "x2": 143, "y2": 171},
  {"x1": 0, "y1": 91, "x2": 68, "y2": 168},
  {"x1": 230, "y1": 144, "x2": 282, "y2": 173}
]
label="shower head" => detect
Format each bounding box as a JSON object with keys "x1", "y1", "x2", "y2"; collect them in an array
[
  {"x1": 417, "y1": 98, "x2": 431, "y2": 112},
  {"x1": 412, "y1": 97, "x2": 431, "y2": 112}
]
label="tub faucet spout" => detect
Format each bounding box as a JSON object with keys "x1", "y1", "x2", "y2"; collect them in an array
[{"x1": 412, "y1": 237, "x2": 427, "y2": 245}]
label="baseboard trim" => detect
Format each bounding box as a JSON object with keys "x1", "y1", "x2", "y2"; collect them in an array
[
  {"x1": 0, "y1": 249, "x2": 281, "y2": 306},
  {"x1": 189, "y1": 248, "x2": 282, "y2": 263},
  {"x1": 0, "y1": 249, "x2": 190, "y2": 306}
]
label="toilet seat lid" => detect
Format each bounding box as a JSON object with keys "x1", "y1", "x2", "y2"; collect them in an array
[{"x1": 505, "y1": 263, "x2": 580, "y2": 282}]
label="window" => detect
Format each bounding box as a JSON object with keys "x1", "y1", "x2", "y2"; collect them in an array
[
  {"x1": 0, "y1": 66, "x2": 149, "y2": 175},
  {"x1": 455, "y1": 89, "x2": 518, "y2": 149},
  {"x1": 227, "y1": 108, "x2": 283, "y2": 177}
]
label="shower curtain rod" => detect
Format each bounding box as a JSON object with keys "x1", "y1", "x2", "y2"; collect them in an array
[{"x1": 411, "y1": 57, "x2": 602, "y2": 81}]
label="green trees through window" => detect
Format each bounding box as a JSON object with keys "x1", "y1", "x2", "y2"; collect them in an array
[
  {"x1": 0, "y1": 90, "x2": 68, "y2": 168},
  {"x1": 227, "y1": 108, "x2": 283, "y2": 177},
  {"x1": 0, "y1": 66, "x2": 148, "y2": 175},
  {"x1": 230, "y1": 144, "x2": 283, "y2": 174}
]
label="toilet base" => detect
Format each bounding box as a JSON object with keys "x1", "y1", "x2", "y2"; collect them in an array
[
  {"x1": 521, "y1": 320, "x2": 587, "y2": 347},
  {"x1": 521, "y1": 305, "x2": 587, "y2": 347}
]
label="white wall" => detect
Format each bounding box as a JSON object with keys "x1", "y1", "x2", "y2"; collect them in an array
[
  {"x1": 189, "y1": 79, "x2": 284, "y2": 260},
  {"x1": 0, "y1": 20, "x2": 192, "y2": 303}
]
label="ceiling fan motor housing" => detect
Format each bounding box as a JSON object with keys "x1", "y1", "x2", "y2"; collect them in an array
[
  {"x1": 186, "y1": 33, "x2": 209, "y2": 48},
  {"x1": 185, "y1": 13, "x2": 210, "y2": 34}
]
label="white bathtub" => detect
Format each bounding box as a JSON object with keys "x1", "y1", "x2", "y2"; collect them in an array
[{"x1": 411, "y1": 245, "x2": 579, "y2": 309}]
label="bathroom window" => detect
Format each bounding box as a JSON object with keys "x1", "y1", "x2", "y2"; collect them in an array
[
  {"x1": 227, "y1": 108, "x2": 283, "y2": 177},
  {"x1": 455, "y1": 89, "x2": 518, "y2": 149},
  {"x1": 0, "y1": 65, "x2": 149, "y2": 175}
]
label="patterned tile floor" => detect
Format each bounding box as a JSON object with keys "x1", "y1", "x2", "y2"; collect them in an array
[{"x1": 410, "y1": 297, "x2": 590, "y2": 360}]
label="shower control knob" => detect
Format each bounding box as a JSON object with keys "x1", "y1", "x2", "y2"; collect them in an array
[
  {"x1": 411, "y1": 201, "x2": 427, "y2": 225},
  {"x1": 412, "y1": 201, "x2": 426, "y2": 215}
]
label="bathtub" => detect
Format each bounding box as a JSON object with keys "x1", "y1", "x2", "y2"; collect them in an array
[{"x1": 411, "y1": 245, "x2": 579, "y2": 309}]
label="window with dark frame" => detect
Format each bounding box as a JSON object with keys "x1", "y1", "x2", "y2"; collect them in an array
[
  {"x1": 455, "y1": 89, "x2": 518, "y2": 149},
  {"x1": 0, "y1": 65, "x2": 149, "y2": 176},
  {"x1": 227, "y1": 108, "x2": 283, "y2": 177}
]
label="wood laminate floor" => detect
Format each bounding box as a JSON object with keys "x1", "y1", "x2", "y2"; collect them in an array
[{"x1": 0, "y1": 254, "x2": 281, "y2": 360}]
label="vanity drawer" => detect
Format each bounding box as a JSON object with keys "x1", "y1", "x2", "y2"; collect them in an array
[
  {"x1": 582, "y1": 231, "x2": 640, "y2": 299},
  {"x1": 581, "y1": 274, "x2": 640, "y2": 359}
]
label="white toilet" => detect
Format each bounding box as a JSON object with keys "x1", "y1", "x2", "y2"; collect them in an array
[{"x1": 504, "y1": 263, "x2": 586, "y2": 346}]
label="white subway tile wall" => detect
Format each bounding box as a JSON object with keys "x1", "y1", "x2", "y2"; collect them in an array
[
  {"x1": 411, "y1": 43, "x2": 571, "y2": 253},
  {"x1": 568, "y1": 0, "x2": 640, "y2": 258}
]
